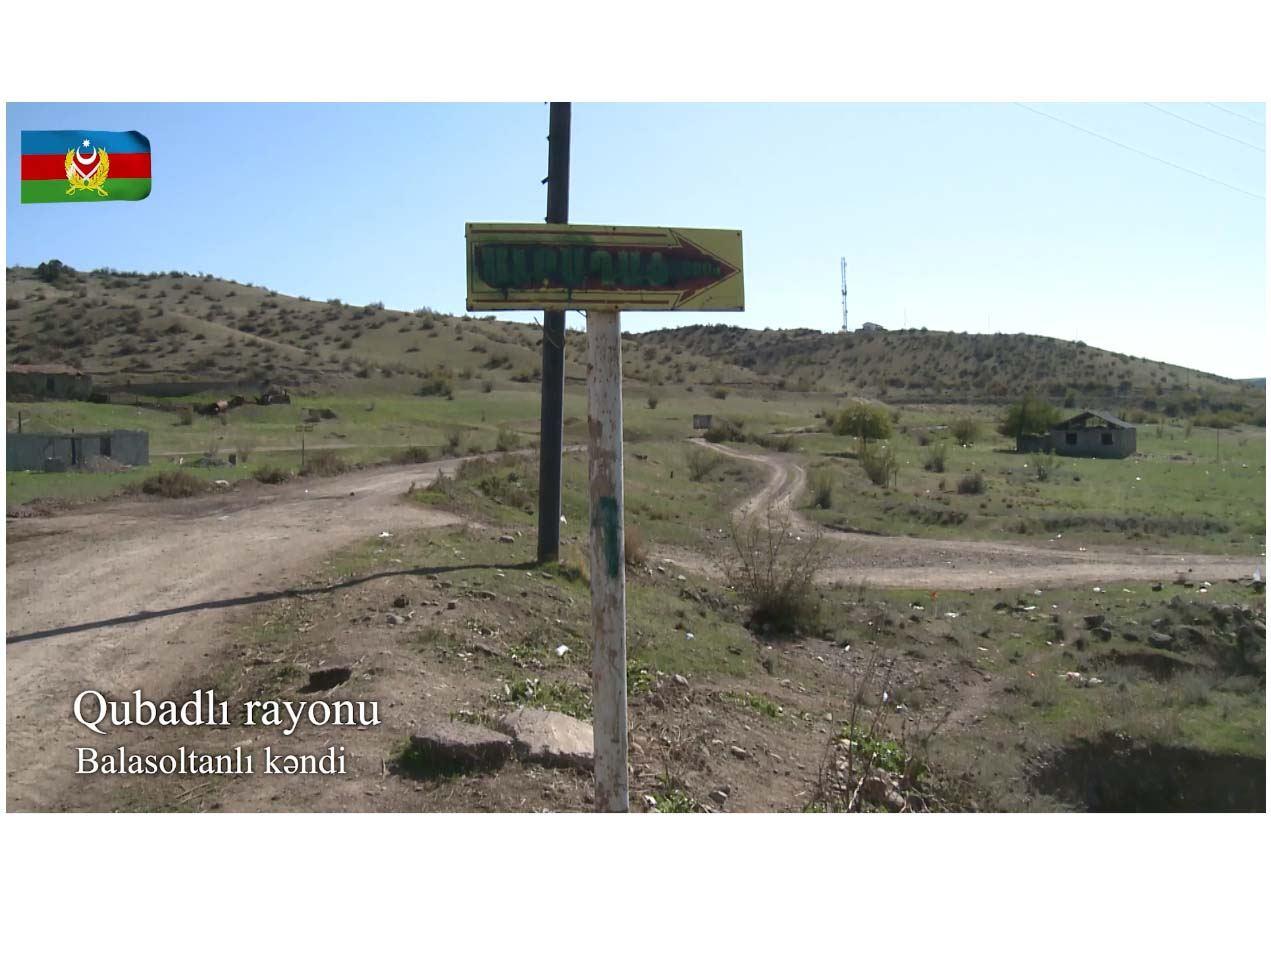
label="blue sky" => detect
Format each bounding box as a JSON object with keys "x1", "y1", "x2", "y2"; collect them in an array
[{"x1": 6, "y1": 102, "x2": 1266, "y2": 377}]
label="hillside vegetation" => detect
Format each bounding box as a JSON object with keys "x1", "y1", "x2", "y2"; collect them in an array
[{"x1": 6, "y1": 263, "x2": 1262, "y2": 424}]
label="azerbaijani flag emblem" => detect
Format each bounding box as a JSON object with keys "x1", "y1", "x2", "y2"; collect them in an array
[{"x1": 20, "y1": 130, "x2": 151, "y2": 203}]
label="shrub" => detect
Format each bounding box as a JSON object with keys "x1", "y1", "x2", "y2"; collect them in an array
[
  {"x1": 481, "y1": 379, "x2": 494, "y2": 393},
  {"x1": 810, "y1": 469, "x2": 834, "y2": 509},
  {"x1": 444, "y1": 429, "x2": 464, "y2": 455},
  {"x1": 922, "y1": 441, "x2": 947, "y2": 473},
  {"x1": 833, "y1": 401, "x2": 893, "y2": 444},
  {"x1": 957, "y1": 472, "x2": 986, "y2": 495},
  {"x1": 418, "y1": 368, "x2": 454, "y2": 398},
  {"x1": 177, "y1": 407, "x2": 194, "y2": 426},
  {"x1": 950, "y1": 418, "x2": 981, "y2": 445},
  {"x1": 624, "y1": 524, "x2": 649, "y2": 567},
  {"x1": 703, "y1": 418, "x2": 745, "y2": 443},
  {"x1": 860, "y1": 442, "x2": 899, "y2": 487},
  {"x1": 726, "y1": 510, "x2": 828, "y2": 637},
  {"x1": 646, "y1": 390, "x2": 660, "y2": 410},
  {"x1": 712, "y1": 387, "x2": 729, "y2": 400},
  {"x1": 1030, "y1": 452, "x2": 1062, "y2": 482},
  {"x1": 686, "y1": 446, "x2": 724, "y2": 481},
  {"x1": 495, "y1": 427, "x2": 521, "y2": 452},
  {"x1": 300, "y1": 450, "x2": 350, "y2": 477},
  {"x1": 35, "y1": 259, "x2": 72, "y2": 284},
  {"x1": 254, "y1": 465, "x2": 291, "y2": 484},
  {"x1": 140, "y1": 470, "x2": 207, "y2": 498},
  {"x1": 394, "y1": 446, "x2": 433, "y2": 464}
]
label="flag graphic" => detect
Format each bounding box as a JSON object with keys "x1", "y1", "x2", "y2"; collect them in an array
[{"x1": 21, "y1": 130, "x2": 151, "y2": 203}]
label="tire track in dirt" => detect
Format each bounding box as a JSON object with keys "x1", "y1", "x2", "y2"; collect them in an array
[
  {"x1": 666, "y1": 440, "x2": 1262, "y2": 591},
  {"x1": 4, "y1": 453, "x2": 517, "y2": 810}
]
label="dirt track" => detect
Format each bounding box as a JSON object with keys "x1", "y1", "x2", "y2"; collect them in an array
[
  {"x1": 5, "y1": 442, "x2": 1262, "y2": 809},
  {"x1": 5, "y1": 459, "x2": 468, "y2": 809},
  {"x1": 682, "y1": 439, "x2": 1262, "y2": 590}
]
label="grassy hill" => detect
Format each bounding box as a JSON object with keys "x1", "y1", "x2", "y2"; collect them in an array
[
  {"x1": 641, "y1": 324, "x2": 1264, "y2": 422},
  {"x1": 6, "y1": 262, "x2": 1262, "y2": 423},
  {"x1": 4, "y1": 263, "x2": 756, "y2": 399}
]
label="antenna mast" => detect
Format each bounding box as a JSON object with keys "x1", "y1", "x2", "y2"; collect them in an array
[{"x1": 840, "y1": 257, "x2": 848, "y2": 332}]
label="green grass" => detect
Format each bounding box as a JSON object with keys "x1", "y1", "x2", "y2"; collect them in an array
[{"x1": 797, "y1": 409, "x2": 1264, "y2": 554}]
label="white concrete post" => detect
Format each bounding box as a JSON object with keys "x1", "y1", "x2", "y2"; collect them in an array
[{"x1": 585, "y1": 308, "x2": 629, "y2": 812}]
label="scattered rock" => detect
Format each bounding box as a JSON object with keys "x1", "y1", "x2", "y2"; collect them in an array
[
  {"x1": 499, "y1": 534, "x2": 516, "y2": 544},
  {"x1": 1151, "y1": 582, "x2": 1163, "y2": 592},
  {"x1": 729, "y1": 745, "x2": 749, "y2": 759},
  {"x1": 446, "y1": 600, "x2": 458, "y2": 610},
  {"x1": 386, "y1": 613, "x2": 406, "y2": 625},
  {"x1": 1147, "y1": 632, "x2": 1173, "y2": 649},
  {"x1": 1094, "y1": 625, "x2": 1113, "y2": 642},
  {"x1": 860, "y1": 773, "x2": 907, "y2": 812},
  {"x1": 1083, "y1": 614, "x2": 1105, "y2": 630},
  {"x1": 709, "y1": 789, "x2": 729, "y2": 806},
  {"x1": 497, "y1": 708, "x2": 594, "y2": 770},
  {"x1": 409, "y1": 719, "x2": 513, "y2": 769},
  {"x1": 672, "y1": 674, "x2": 689, "y2": 688},
  {"x1": 1178, "y1": 625, "x2": 1206, "y2": 646}
]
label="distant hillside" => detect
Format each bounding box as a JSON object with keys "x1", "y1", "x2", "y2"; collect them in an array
[
  {"x1": 5, "y1": 263, "x2": 1262, "y2": 422},
  {"x1": 640, "y1": 324, "x2": 1263, "y2": 420},
  {"x1": 4, "y1": 263, "x2": 756, "y2": 397}
]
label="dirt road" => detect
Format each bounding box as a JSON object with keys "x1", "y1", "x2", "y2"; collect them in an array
[
  {"x1": 5, "y1": 458, "x2": 473, "y2": 809},
  {"x1": 684, "y1": 439, "x2": 1262, "y2": 590}
]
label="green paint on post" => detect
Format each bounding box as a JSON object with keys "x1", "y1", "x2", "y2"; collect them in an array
[{"x1": 595, "y1": 495, "x2": 622, "y2": 578}]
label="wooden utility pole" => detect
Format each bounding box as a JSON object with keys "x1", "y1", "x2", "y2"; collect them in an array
[
  {"x1": 536, "y1": 102, "x2": 571, "y2": 564},
  {"x1": 585, "y1": 308, "x2": 628, "y2": 812}
]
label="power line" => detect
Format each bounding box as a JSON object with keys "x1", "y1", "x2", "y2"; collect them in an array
[
  {"x1": 1014, "y1": 103, "x2": 1265, "y2": 201},
  {"x1": 1207, "y1": 102, "x2": 1265, "y2": 127},
  {"x1": 1144, "y1": 102, "x2": 1264, "y2": 152}
]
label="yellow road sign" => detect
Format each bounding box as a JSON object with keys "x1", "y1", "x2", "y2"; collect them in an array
[{"x1": 466, "y1": 222, "x2": 744, "y2": 312}]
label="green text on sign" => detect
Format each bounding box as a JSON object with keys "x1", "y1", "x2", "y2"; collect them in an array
[{"x1": 466, "y1": 223, "x2": 743, "y2": 312}]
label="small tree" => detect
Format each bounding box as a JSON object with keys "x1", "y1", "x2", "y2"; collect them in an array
[
  {"x1": 35, "y1": 259, "x2": 72, "y2": 284},
  {"x1": 998, "y1": 396, "x2": 1061, "y2": 443},
  {"x1": 833, "y1": 401, "x2": 893, "y2": 447}
]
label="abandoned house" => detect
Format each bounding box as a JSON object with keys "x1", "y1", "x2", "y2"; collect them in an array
[
  {"x1": 6, "y1": 429, "x2": 149, "y2": 472},
  {"x1": 7, "y1": 363, "x2": 93, "y2": 401},
  {"x1": 1017, "y1": 410, "x2": 1137, "y2": 459}
]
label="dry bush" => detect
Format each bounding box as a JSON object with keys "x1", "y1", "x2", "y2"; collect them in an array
[
  {"x1": 860, "y1": 442, "x2": 899, "y2": 487},
  {"x1": 810, "y1": 469, "x2": 834, "y2": 509},
  {"x1": 300, "y1": 450, "x2": 350, "y2": 477},
  {"x1": 394, "y1": 446, "x2": 433, "y2": 464},
  {"x1": 957, "y1": 472, "x2": 986, "y2": 495},
  {"x1": 808, "y1": 652, "x2": 951, "y2": 812},
  {"x1": 950, "y1": 418, "x2": 981, "y2": 445},
  {"x1": 495, "y1": 426, "x2": 521, "y2": 452},
  {"x1": 140, "y1": 470, "x2": 207, "y2": 498},
  {"x1": 624, "y1": 524, "x2": 649, "y2": 567},
  {"x1": 686, "y1": 445, "x2": 723, "y2": 481},
  {"x1": 725, "y1": 509, "x2": 828, "y2": 637},
  {"x1": 253, "y1": 465, "x2": 291, "y2": 484},
  {"x1": 922, "y1": 440, "x2": 947, "y2": 473}
]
